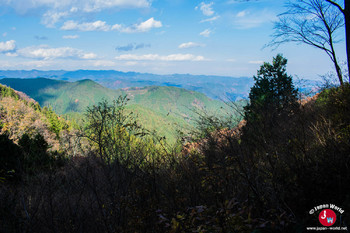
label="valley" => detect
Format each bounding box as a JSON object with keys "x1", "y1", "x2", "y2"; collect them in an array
[{"x1": 0, "y1": 77, "x2": 242, "y2": 143}]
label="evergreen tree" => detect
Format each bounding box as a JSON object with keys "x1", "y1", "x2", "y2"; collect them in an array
[
  {"x1": 243, "y1": 54, "x2": 299, "y2": 150},
  {"x1": 0, "y1": 133, "x2": 23, "y2": 182},
  {"x1": 18, "y1": 133, "x2": 52, "y2": 173}
]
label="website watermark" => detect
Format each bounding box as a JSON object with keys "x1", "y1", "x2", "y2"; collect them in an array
[
  {"x1": 307, "y1": 204, "x2": 347, "y2": 231},
  {"x1": 306, "y1": 226, "x2": 348, "y2": 231}
]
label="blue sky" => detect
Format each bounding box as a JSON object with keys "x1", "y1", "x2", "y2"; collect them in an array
[{"x1": 0, "y1": 0, "x2": 346, "y2": 80}]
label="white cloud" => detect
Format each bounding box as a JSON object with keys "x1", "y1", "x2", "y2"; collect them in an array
[
  {"x1": 17, "y1": 45, "x2": 97, "y2": 60},
  {"x1": 80, "y1": 0, "x2": 151, "y2": 12},
  {"x1": 81, "y1": 53, "x2": 97, "y2": 59},
  {"x1": 249, "y1": 60, "x2": 263, "y2": 64},
  {"x1": 42, "y1": 10, "x2": 69, "y2": 27},
  {"x1": 199, "y1": 29, "x2": 212, "y2": 37},
  {"x1": 93, "y1": 60, "x2": 117, "y2": 67},
  {"x1": 232, "y1": 9, "x2": 277, "y2": 29},
  {"x1": 200, "y1": 16, "x2": 220, "y2": 23},
  {"x1": 115, "y1": 53, "x2": 205, "y2": 61},
  {"x1": 20, "y1": 60, "x2": 56, "y2": 68},
  {"x1": 2, "y1": 0, "x2": 151, "y2": 13},
  {"x1": 178, "y1": 42, "x2": 204, "y2": 49},
  {"x1": 121, "y1": 18, "x2": 162, "y2": 33},
  {"x1": 61, "y1": 20, "x2": 114, "y2": 31},
  {"x1": 60, "y1": 18, "x2": 162, "y2": 33},
  {"x1": 5, "y1": 52, "x2": 18, "y2": 57},
  {"x1": 236, "y1": 10, "x2": 247, "y2": 18},
  {"x1": 62, "y1": 35, "x2": 79, "y2": 39},
  {"x1": 195, "y1": 2, "x2": 214, "y2": 16},
  {"x1": 124, "y1": 61, "x2": 138, "y2": 66},
  {"x1": 111, "y1": 24, "x2": 122, "y2": 31},
  {"x1": 0, "y1": 59, "x2": 118, "y2": 70},
  {"x1": 0, "y1": 40, "x2": 16, "y2": 53},
  {"x1": 70, "y1": 7, "x2": 78, "y2": 13},
  {"x1": 226, "y1": 0, "x2": 256, "y2": 4},
  {"x1": 0, "y1": 60, "x2": 55, "y2": 69},
  {"x1": 2, "y1": 0, "x2": 151, "y2": 27},
  {"x1": 2, "y1": 32, "x2": 7, "y2": 37}
]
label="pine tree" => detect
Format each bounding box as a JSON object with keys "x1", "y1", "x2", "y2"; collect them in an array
[{"x1": 243, "y1": 54, "x2": 299, "y2": 150}]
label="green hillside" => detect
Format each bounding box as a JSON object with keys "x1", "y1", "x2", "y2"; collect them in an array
[
  {"x1": 0, "y1": 83, "x2": 69, "y2": 155},
  {"x1": 0, "y1": 78, "x2": 123, "y2": 113},
  {"x1": 125, "y1": 104, "x2": 192, "y2": 142},
  {"x1": 125, "y1": 86, "x2": 230, "y2": 122},
  {"x1": 0, "y1": 78, "x2": 235, "y2": 143}
]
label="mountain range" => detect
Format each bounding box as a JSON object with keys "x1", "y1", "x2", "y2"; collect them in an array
[
  {"x1": 0, "y1": 77, "x2": 241, "y2": 143},
  {"x1": 0, "y1": 70, "x2": 318, "y2": 142},
  {"x1": 0, "y1": 70, "x2": 256, "y2": 101},
  {"x1": 0, "y1": 70, "x2": 319, "y2": 101}
]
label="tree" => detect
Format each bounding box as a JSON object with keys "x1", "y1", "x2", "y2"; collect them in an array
[
  {"x1": 84, "y1": 96, "x2": 147, "y2": 164},
  {"x1": 269, "y1": 0, "x2": 345, "y2": 85},
  {"x1": 0, "y1": 133, "x2": 23, "y2": 182},
  {"x1": 325, "y1": 0, "x2": 350, "y2": 81},
  {"x1": 19, "y1": 133, "x2": 53, "y2": 173},
  {"x1": 243, "y1": 54, "x2": 299, "y2": 150},
  {"x1": 245, "y1": 54, "x2": 298, "y2": 118},
  {"x1": 42, "y1": 106, "x2": 67, "y2": 139}
]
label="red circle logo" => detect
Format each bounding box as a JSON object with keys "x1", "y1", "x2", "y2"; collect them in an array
[{"x1": 318, "y1": 209, "x2": 336, "y2": 226}]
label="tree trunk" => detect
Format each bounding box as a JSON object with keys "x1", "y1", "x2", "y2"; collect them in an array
[
  {"x1": 325, "y1": 6, "x2": 344, "y2": 86},
  {"x1": 327, "y1": 0, "x2": 350, "y2": 83},
  {"x1": 345, "y1": 0, "x2": 350, "y2": 82},
  {"x1": 334, "y1": 54, "x2": 344, "y2": 85},
  {"x1": 329, "y1": 41, "x2": 344, "y2": 85}
]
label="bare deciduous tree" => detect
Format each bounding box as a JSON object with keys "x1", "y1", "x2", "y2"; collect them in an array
[
  {"x1": 268, "y1": 0, "x2": 345, "y2": 85},
  {"x1": 325, "y1": 0, "x2": 350, "y2": 81}
]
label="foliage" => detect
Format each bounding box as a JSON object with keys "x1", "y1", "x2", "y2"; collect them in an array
[
  {"x1": 0, "y1": 85, "x2": 70, "y2": 181},
  {"x1": 42, "y1": 106, "x2": 69, "y2": 138},
  {"x1": 0, "y1": 132, "x2": 63, "y2": 183},
  {"x1": 84, "y1": 96, "x2": 149, "y2": 164},
  {"x1": 0, "y1": 96, "x2": 60, "y2": 151},
  {"x1": 245, "y1": 54, "x2": 298, "y2": 116},
  {"x1": 0, "y1": 78, "x2": 233, "y2": 144},
  {"x1": 0, "y1": 70, "x2": 256, "y2": 101},
  {"x1": 243, "y1": 54, "x2": 299, "y2": 151},
  {"x1": 0, "y1": 61, "x2": 350, "y2": 232},
  {"x1": 317, "y1": 82, "x2": 350, "y2": 126},
  {"x1": 190, "y1": 99, "x2": 245, "y2": 141},
  {"x1": 0, "y1": 133, "x2": 23, "y2": 182},
  {"x1": 0, "y1": 84, "x2": 19, "y2": 99},
  {"x1": 18, "y1": 133, "x2": 54, "y2": 174}
]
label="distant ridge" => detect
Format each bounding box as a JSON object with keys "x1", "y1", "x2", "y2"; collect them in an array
[
  {"x1": 0, "y1": 78, "x2": 237, "y2": 143},
  {"x1": 0, "y1": 70, "x2": 318, "y2": 101},
  {"x1": 0, "y1": 77, "x2": 230, "y2": 115},
  {"x1": 0, "y1": 70, "x2": 254, "y2": 101}
]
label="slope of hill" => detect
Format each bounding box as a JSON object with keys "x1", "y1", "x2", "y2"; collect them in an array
[
  {"x1": 60, "y1": 70, "x2": 255, "y2": 101},
  {"x1": 0, "y1": 70, "x2": 256, "y2": 100},
  {"x1": 0, "y1": 83, "x2": 69, "y2": 152},
  {"x1": 0, "y1": 78, "x2": 123, "y2": 113},
  {"x1": 0, "y1": 70, "x2": 319, "y2": 101},
  {"x1": 0, "y1": 78, "x2": 236, "y2": 143}
]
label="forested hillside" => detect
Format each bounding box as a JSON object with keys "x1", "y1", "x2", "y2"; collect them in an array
[
  {"x1": 0, "y1": 84, "x2": 71, "y2": 180},
  {"x1": 0, "y1": 70, "x2": 256, "y2": 100},
  {"x1": 1, "y1": 55, "x2": 349, "y2": 232},
  {"x1": 0, "y1": 78, "x2": 239, "y2": 143}
]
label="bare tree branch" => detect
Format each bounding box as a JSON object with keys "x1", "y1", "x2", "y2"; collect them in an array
[
  {"x1": 325, "y1": 0, "x2": 345, "y2": 13},
  {"x1": 267, "y1": 0, "x2": 345, "y2": 85}
]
